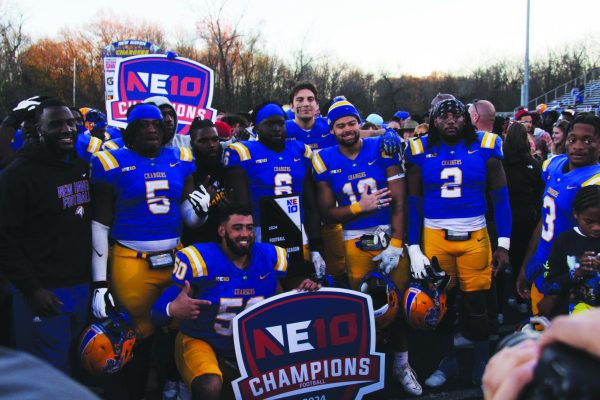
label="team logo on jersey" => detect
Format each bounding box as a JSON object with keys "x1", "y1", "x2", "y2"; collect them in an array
[
  {"x1": 232, "y1": 288, "x2": 385, "y2": 399},
  {"x1": 75, "y1": 205, "x2": 85, "y2": 218},
  {"x1": 107, "y1": 54, "x2": 216, "y2": 134}
]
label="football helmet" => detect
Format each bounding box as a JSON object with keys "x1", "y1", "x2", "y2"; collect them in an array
[
  {"x1": 403, "y1": 256, "x2": 450, "y2": 330},
  {"x1": 79, "y1": 307, "x2": 136, "y2": 376},
  {"x1": 359, "y1": 270, "x2": 400, "y2": 329}
]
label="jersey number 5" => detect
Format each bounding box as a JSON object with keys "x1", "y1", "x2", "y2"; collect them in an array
[{"x1": 146, "y1": 180, "x2": 170, "y2": 214}]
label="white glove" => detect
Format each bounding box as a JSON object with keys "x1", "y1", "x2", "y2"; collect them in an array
[
  {"x1": 372, "y1": 244, "x2": 403, "y2": 274},
  {"x1": 92, "y1": 286, "x2": 115, "y2": 319},
  {"x1": 188, "y1": 185, "x2": 210, "y2": 217},
  {"x1": 310, "y1": 251, "x2": 326, "y2": 278},
  {"x1": 407, "y1": 244, "x2": 431, "y2": 279}
]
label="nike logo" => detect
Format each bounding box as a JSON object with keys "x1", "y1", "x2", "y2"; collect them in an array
[
  {"x1": 93, "y1": 248, "x2": 103, "y2": 258},
  {"x1": 259, "y1": 272, "x2": 271, "y2": 280},
  {"x1": 368, "y1": 159, "x2": 377, "y2": 165},
  {"x1": 170, "y1": 162, "x2": 180, "y2": 167},
  {"x1": 321, "y1": 133, "x2": 330, "y2": 138},
  {"x1": 477, "y1": 237, "x2": 485, "y2": 242},
  {"x1": 294, "y1": 158, "x2": 301, "y2": 162},
  {"x1": 468, "y1": 149, "x2": 478, "y2": 154},
  {"x1": 81, "y1": 172, "x2": 87, "y2": 178}
]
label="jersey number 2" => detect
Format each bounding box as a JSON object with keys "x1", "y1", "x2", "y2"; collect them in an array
[{"x1": 440, "y1": 167, "x2": 462, "y2": 198}]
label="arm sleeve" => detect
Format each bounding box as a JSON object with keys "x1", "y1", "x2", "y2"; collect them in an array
[
  {"x1": 407, "y1": 195, "x2": 423, "y2": 245},
  {"x1": 150, "y1": 285, "x2": 181, "y2": 326},
  {"x1": 491, "y1": 186, "x2": 512, "y2": 241},
  {"x1": 542, "y1": 237, "x2": 571, "y2": 295}
]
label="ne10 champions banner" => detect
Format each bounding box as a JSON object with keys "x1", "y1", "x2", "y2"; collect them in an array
[
  {"x1": 106, "y1": 54, "x2": 216, "y2": 135},
  {"x1": 232, "y1": 288, "x2": 385, "y2": 400},
  {"x1": 102, "y1": 40, "x2": 163, "y2": 102}
]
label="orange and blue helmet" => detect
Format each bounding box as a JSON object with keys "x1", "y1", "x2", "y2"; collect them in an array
[
  {"x1": 403, "y1": 256, "x2": 450, "y2": 330},
  {"x1": 79, "y1": 307, "x2": 136, "y2": 376},
  {"x1": 359, "y1": 270, "x2": 400, "y2": 329}
]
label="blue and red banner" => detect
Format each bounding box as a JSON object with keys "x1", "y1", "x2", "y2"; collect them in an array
[
  {"x1": 232, "y1": 288, "x2": 385, "y2": 399},
  {"x1": 106, "y1": 54, "x2": 216, "y2": 134}
]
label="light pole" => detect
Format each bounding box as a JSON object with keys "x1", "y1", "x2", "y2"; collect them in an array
[{"x1": 521, "y1": 0, "x2": 530, "y2": 108}]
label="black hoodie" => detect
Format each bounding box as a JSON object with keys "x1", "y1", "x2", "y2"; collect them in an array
[{"x1": 0, "y1": 143, "x2": 91, "y2": 296}]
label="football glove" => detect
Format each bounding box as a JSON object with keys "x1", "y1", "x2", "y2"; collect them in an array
[
  {"x1": 310, "y1": 251, "x2": 327, "y2": 278},
  {"x1": 380, "y1": 128, "x2": 402, "y2": 156},
  {"x1": 408, "y1": 244, "x2": 431, "y2": 279},
  {"x1": 372, "y1": 244, "x2": 403, "y2": 274},
  {"x1": 188, "y1": 185, "x2": 210, "y2": 218},
  {"x1": 2, "y1": 96, "x2": 51, "y2": 129},
  {"x1": 92, "y1": 283, "x2": 115, "y2": 319}
]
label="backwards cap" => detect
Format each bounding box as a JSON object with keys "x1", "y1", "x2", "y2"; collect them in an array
[
  {"x1": 431, "y1": 99, "x2": 466, "y2": 120},
  {"x1": 327, "y1": 96, "x2": 361, "y2": 128}
]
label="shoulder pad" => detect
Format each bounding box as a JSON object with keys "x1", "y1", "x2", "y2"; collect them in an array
[
  {"x1": 541, "y1": 158, "x2": 552, "y2": 172},
  {"x1": 87, "y1": 136, "x2": 102, "y2": 154},
  {"x1": 408, "y1": 136, "x2": 425, "y2": 155},
  {"x1": 582, "y1": 173, "x2": 600, "y2": 187},
  {"x1": 480, "y1": 132, "x2": 498, "y2": 149},
  {"x1": 274, "y1": 245, "x2": 288, "y2": 272},
  {"x1": 179, "y1": 146, "x2": 193, "y2": 162},
  {"x1": 312, "y1": 151, "x2": 328, "y2": 175},
  {"x1": 228, "y1": 142, "x2": 251, "y2": 161},
  {"x1": 94, "y1": 150, "x2": 119, "y2": 171},
  {"x1": 177, "y1": 245, "x2": 208, "y2": 278}
]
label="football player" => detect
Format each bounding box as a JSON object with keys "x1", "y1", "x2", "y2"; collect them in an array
[
  {"x1": 518, "y1": 115, "x2": 600, "y2": 314},
  {"x1": 312, "y1": 97, "x2": 420, "y2": 395},
  {"x1": 404, "y1": 98, "x2": 511, "y2": 386},
  {"x1": 286, "y1": 83, "x2": 345, "y2": 279},
  {"x1": 223, "y1": 101, "x2": 325, "y2": 288},
  {"x1": 89, "y1": 103, "x2": 209, "y2": 398},
  {"x1": 151, "y1": 205, "x2": 319, "y2": 400}
]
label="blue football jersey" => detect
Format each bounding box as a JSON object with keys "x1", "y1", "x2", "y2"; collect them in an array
[
  {"x1": 404, "y1": 131, "x2": 503, "y2": 219},
  {"x1": 312, "y1": 137, "x2": 400, "y2": 232},
  {"x1": 173, "y1": 242, "x2": 288, "y2": 356},
  {"x1": 90, "y1": 146, "x2": 195, "y2": 242},
  {"x1": 285, "y1": 117, "x2": 336, "y2": 152},
  {"x1": 101, "y1": 137, "x2": 125, "y2": 151},
  {"x1": 75, "y1": 134, "x2": 103, "y2": 162},
  {"x1": 526, "y1": 155, "x2": 600, "y2": 282},
  {"x1": 222, "y1": 140, "x2": 313, "y2": 224}
]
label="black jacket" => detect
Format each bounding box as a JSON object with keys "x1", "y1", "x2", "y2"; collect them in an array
[
  {"x1": 502, "y1": 154, "x2": 544, "y2": 222},
  {"x1": 0, "y1": 144, "x2": 91, "y2": 296}
]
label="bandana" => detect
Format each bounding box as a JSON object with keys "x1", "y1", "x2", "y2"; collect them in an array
[{"x1": 432, "y1": 99, "x2": 466, "y2": 120}]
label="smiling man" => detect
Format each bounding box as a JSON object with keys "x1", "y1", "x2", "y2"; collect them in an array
[{"x1": 0, "y1": 99, "x2": 92, "y2": 375}]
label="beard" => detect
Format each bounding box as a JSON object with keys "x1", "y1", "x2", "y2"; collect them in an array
[{"x1": 225, "y1": 232, "x2": 253, "y2": 256}]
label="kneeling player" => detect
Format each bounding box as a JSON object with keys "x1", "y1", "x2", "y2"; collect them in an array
[{"x1": 152, "y1": 206, "x2": 319, "y2": 400}]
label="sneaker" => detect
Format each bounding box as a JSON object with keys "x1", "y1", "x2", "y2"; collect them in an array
[
  {"x1": 394, "y1": 363, "x2": 423, "y2": 396},
  {"x1": 162, "y1": 380, "x2": 178, "y2": 400},
  {"x1": 425, "y1": 357, "x2": 458, "y2": 388},
  {"x1": 177, "y1": 381, "x2": 191, "y2": 400},
  {"x1": 453, "y1": 333, "x2": 473, "y2": 348}
]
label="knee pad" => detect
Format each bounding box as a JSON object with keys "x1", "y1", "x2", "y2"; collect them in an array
[{"x1": 463, "y1": 291, "x2": 489, "y2": 341}]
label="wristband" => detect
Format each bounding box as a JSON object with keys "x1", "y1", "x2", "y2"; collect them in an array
[
  {"x1": 390, "y1": 238, "x2": 403, "y2": 248},
  {"x1": 91, "y1": 280, "x2": 109, "y2": 289},
  {"x1": 497, "y1": 237, "x2": 510, "y2": 251},
  {"x1": 166, "y1": 302, "x2": 172, "y2": 318},
  {"x1": 350, "y1": 202, "x2": 362, "y2": 215}
]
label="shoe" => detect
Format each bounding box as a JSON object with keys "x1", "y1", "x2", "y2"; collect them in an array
[
  {"x1": 177, "y1": 381, "x2": 191, "y2": 400},
  {"x1": 425, "y1": 357, "x2": 458, "y2": 388},
  {"x1": 162, "y1": 380, "x2": 177, "y2": 400},
  {"x1": 454, "y1": 333, "x2": 473, "y2": 348},
  {"x1": 394, "y1": 363, "x2": 423, "y2": 396}
]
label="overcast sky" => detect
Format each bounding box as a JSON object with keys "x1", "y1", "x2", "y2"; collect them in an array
[{"x1": 9, "y1": 0, "x2": 600, "y2": 76}]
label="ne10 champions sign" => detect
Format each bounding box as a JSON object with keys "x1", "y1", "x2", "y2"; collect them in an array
[
  {"x1": 106, "y1": 54, "x2": 216, "y2": 134},
  {"x1": 232, "y1": 288, "x2": 385, "y2": 399}
]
